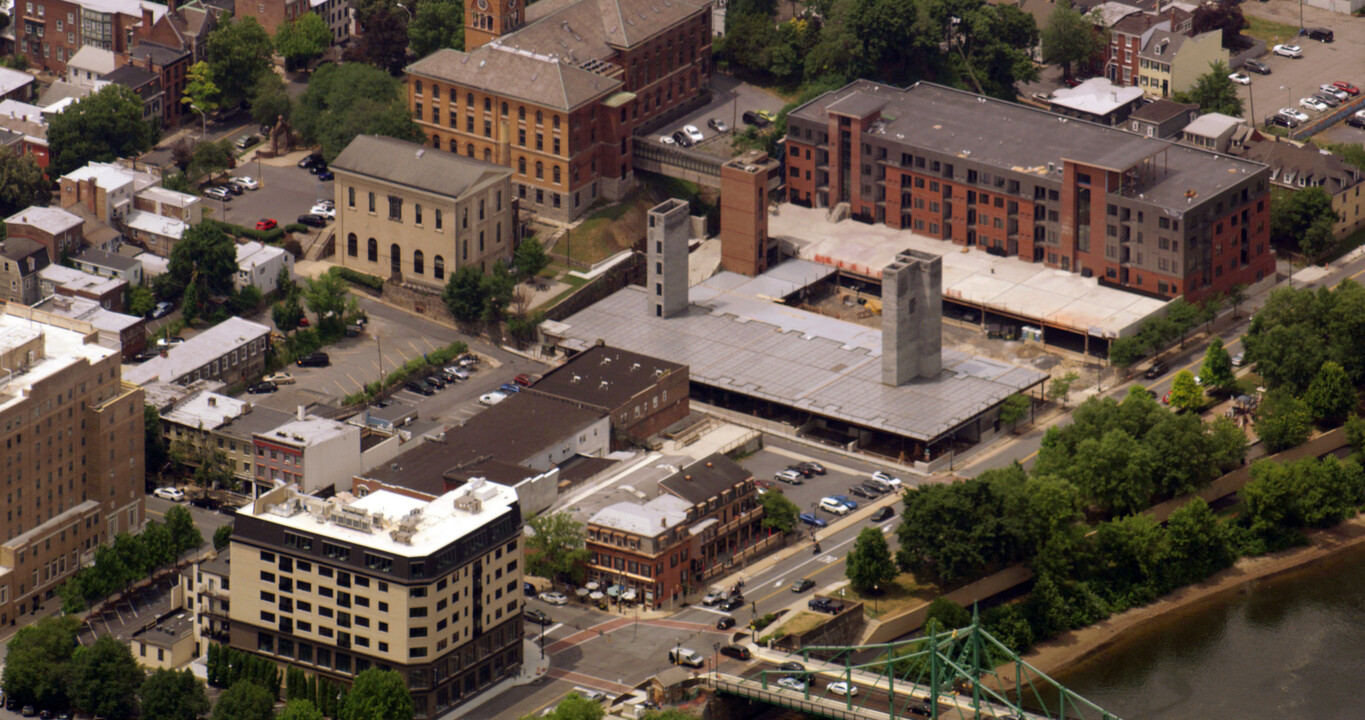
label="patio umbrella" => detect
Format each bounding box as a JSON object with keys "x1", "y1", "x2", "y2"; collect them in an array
[
  {"x1": 590, "y1": 591, "x2": 604, "y2": 600},
  {"x1": 606, "y1": 585, "x2": 620, "y2": 597},
  {"x1": 622, "y1": 589, "x2": 637, "y2": 602},
  {"x1": 575, "y1": 587, "x2": 590, "y2": 597},
  {"x1": 585, "y1": 581, "x2": 600, "y2": 590}
]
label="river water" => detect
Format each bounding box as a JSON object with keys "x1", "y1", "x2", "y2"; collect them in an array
[{"x1": 1052, "y1": 542, "x2": 1365, "y2": 720}]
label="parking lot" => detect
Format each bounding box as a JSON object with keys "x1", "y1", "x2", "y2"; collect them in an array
[
  {"x1": 651, "y1": 75, "x2": 789, "y2": 155},
  {"x1": 731, "y1": 437, "x2": 911, "y2": 527},
  {"x1": 1236, "y1": 1, "x2": 1365, "y2": 127},
  {"x1": 74, "y1": 577, "x2": 179, "y2": 647},
  {"x1": 210, "y1": 151, "x2": 336, "y2": 231}
]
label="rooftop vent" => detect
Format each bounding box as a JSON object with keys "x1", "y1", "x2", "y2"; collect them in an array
[
  {"x1": 599, "y1": 380, "x2": 609, "y2": 390},
  {"x1": 630, "y1": 363, "x2": 641, "y2": 372}
]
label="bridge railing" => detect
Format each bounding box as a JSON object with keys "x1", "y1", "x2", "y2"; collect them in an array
[
  {"x1": 710, "y1": 674, "x2": 892, "y2": 720},
  {"x1": 632, "y1": 137, "x2": 725, "y2": 180}
]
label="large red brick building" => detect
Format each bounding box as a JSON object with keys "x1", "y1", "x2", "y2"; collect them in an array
[
  {"x1": 784, "y1": 81, "x2": 1274, "y2": 302},
  {"x1": 405, "y1": 0, "x2": 713, "y2": 221}
]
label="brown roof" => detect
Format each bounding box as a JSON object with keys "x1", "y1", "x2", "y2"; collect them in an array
[
  {"x1": 0, "y1": 237, "x2": 50, "y2": 273},
  {"x1": 523, "y1": 0, "x2": 709, "y2": 50},
  {"x1": 1129, "y1": 98, "x2": 1197, "y2": 123},
  {"x1": 531, "y1": 344, "x2": 685, "y2": 411},
  {"x1": 407, "y1": 47, "x2": 622, "y2": 111},
  {"x1": 1112, "y1": 11, "x2": 1162, "y2": 35},
  {"x1": 1236, "y1": 138, "x2": 1364, "y2": 196},
  {"x1": 658, "y1": 453, "x2": 750, "y2": 506}
]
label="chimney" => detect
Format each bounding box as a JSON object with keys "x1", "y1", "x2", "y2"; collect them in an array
[
  {"x1": 882, "y1": 249, "x2": 943, "y2": 387},
  {"x1": 645, "y1": 198, "x2": 690, "y2": 319},
  {"x1": 207, "y1": 396, "x2": 217, "y2": 407},
  {"x1": 297, "y1": 405, "x2": 305, "y2": 422},
  {"x1": 141, "y1": 6, "x2": 152, "y2": 33}
]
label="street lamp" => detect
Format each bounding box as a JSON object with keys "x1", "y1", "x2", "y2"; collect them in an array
[
  {"x1": 394, "y1": 1, "x2": 413, "y2": 18},
  {"x1": 874, "y1": 583, "x2": 879, "y2": 614},
  {"x1": 539, "y1": 617, "x2": 546, "y2": 659}
]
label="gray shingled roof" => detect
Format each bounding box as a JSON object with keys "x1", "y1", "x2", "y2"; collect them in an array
[
  {"x1": 406, "y1": 47, "x2": 621, "y2": 111},
  {"x1": 330, "y1": 135, "x2": 512, "y2": 199}
]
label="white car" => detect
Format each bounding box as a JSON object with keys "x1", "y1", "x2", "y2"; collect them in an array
[
  {"x1": 682, "y1": 124, "x2": 704, "y2": 143},
  {"x1": 538, "y1": 591, "x2": 568, "y2": 606},
  {"x1": 1273, "y1": 44, "x2": 1303, "y2": 58},
  {"x1": 819, "y1": 497, "x2": 851, "y2": 515},
  {"x1": 871, "y1": 470, "x2": 904, "y2": 489},
  {"x1": 702, "y1": 591, "x2": 724, "y2": 606},
  {"x1": 1300, "y1": 97, "x2": 1329, "y2": 112},
  {"x1": 263, "y1": 372, "x2": 295, "y2": 385},
  {"x1": 1279, "y1": 107, "x2": 1309, "y2": 123},
  {"x1": 777, "y1": 677, "x2": 808, "y2": 692},
  {"x1": 444, "y1": 365, "x2": 470, "y2": 381},
  {"x1": 659, "y1": 135, "x2": 675, "y2": 145},
  {"x1": 827, "y1": 681, "x2": 859, "y2": 696},
  {"x1": 1228, "y1": 72, "x2": 1251, "y2": 86},
  {"x1": 1320, "y1": 84, "x2": 1350, "y2": 101},
  {"x1": 478, "y1": 392, "x2": 508, "y2": 406},
  {"x1": 153, "y1": 487, "x2": 185, "y2": 502},
  {"x1": 231, "y1": 176, "x2": 261, "y2": 190},
  {"x1": 1232, "y1": 352, "x2": 1245, "y2": 367},
  {"x1": 152, "y1": 301, "x2": 173, "y2": 318},
  {"x1": 309, "y1": 205, "x2": 336, "y2": 219}
]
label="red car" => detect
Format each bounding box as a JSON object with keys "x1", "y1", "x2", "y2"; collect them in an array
[
  {"x1": 1063, "y1": 76, "x2": 1084, "y2": 88},
  {"x1": 297, "y1": 316, "x2": 310, "y2": 327},
  {"x1": 514, "y1": 373, "x2": 533, "y2": 386},
  {"x1": 1333, "y1": 81, "x2": 1361, "y2": 96},
  {"x1": 256, "y1": 218, "x2": 278, "y2": 231}
]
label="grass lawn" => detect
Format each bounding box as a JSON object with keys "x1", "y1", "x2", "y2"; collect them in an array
[
  {"x1": 844, "y1": 573, "x2": 939, "y2": 620},
  {"x1": 774, "y1": 611, "x2": 828, "y2": 637},
  {"x1": 1243, "y1": 15, "x2": 1301, "y2": 46}
]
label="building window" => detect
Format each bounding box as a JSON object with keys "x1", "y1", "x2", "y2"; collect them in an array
[
  {"x1": 348, "y1": 187, "x2": 355, "y2": 208},
  {"x1": 435, "y1": 209, "x2": 443, "y2": 230},
  {"x1": 415, "y1": 204, "x2": 423, "y2": 225},
  {"x1": 367, "y1": 238, "x2": 377, "y2": 262},
  {"x1": 413, "y1": 250, "x2": 424, "y2": 275},
  {"x1": 433, "y1": 256, "x2": 444, "y2": 280},
  {"x1": 347, "y1": 234, "x2": 357, "y2": 257},
  {"x1": 535, "y1": 162, "x2": 543, "y2": 179},
  {"x1": 387, "y1": 196, "x2": 402, "y2": 220}
]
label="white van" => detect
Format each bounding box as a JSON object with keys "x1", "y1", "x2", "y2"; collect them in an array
[
  {"x1": 669, "y1": 647, "x2": 705, "y2": 668},
  {"x1": 571, "y1": 687, "x2": 607, "y2": 702}
]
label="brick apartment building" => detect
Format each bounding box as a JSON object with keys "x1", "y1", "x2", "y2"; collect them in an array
[
  {"x1": 5, "y1": 206, "x2": 85, "y2": 262},
  {"x1": 585, "y1": 453, "x2": 760, "y2": 608},
  {"x1": 0, "y1": 305, "x2": 145, "y2": 622},
  {"x1": 405, "y1": 0, "x2": 713, "y2": 221},
  {"x1": 16, "y1": 0, "x2": 162, "y2": 76},
  {"x1": 236, "y1": 0, "x2": 306, "y2": 34},
  {"x1": 784, "y1": 81, "x2": 1275, "y2": 302},
  {"x1": 124, "y1": 0, "x2": 216, "y2": 129}
]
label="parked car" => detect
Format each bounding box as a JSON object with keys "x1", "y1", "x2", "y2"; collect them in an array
[
  {"x1": 478, "y1": 392, "x2": 508, "y2": 406},
  {"x1": 445, "y1": 366, "x2": 470, "y2": 381},
  {"x1": 263, "y1": 372, "x2": 295, "y2": 385},
  {"x1": 1062, "y1": 76, "x2": 1083, "y2": 88},
  {"x1": 20, "y1": 706, "x2": 34, "y2": 717},
  {"x1": 719, "y1": 644, "x2": 751, "y2": 660},
  {"x1": 1267, "y1": 113, "x2": 1300, "y2": 129},
  {"x1": 256, "y1": 218, "x2": 278, "y2": 231},
  {"x1": 871, "y1": 470, "x2": 903, "y2": 489},
  {"x1": 223, "y1": 182, "x2": 244, "y2": 195},
  {"x1": 1302, "y1": 26, "x2": 1333, "y2": 42},
  {"x1": 682, "y1": 124, "x2": 704, "y2": 143},
  {"x1": 298, "y1": 153, "x2": 324, "y2": 169},
  {"x1": 809, "y1": 597, "x2": 844, "y2": 614},
  {"x1": 498, "y1": 383, "x2": 522, "y2": 394},
  {"x1": 232, "y1": 176, "x2": 261, "y2": 190},
  {"x1": 832, "y1": 494, "x2": 859, "y2": 510},
  {"x1": 860, "y1": 480, "x2": 886, "y2": 496},
  {"x1": 317, "y1": 170, "x2": 334, "y2": 181},
  {"x1": 716, "y1": 616, "x2": 736, "y2": 630},
  {"x1": 742, "y1": 110, "x2": 770, "y2": 127},
  {"x1": 246, "y1": 381, "x2": 278, "y2": 394},
  {"x1": 153, "y1": 487, "x2": 185, "y2": 502},
  {"x1": 404, "y1": 379, "x2": 435, "y2": 396},
  {"x1": 777, "y1": 677, "x2": 808, "y2": 693},
  {"x1": 308, "y1": 161, "x2": 330, "y2": 175},
  {"x1": 514, "y1": 373, "x2": 533, "y2": 386},
  {"x1": 671, "y1": 130, "x2": 693, "y2": 148},
  {"x1": 669, "y1": 648, "x2": 705, "y2": 668},
  {"x1": 707, "y1": 118, "x2": 729, "y2": 133},
  {"x1": 538, "y1": 591, "x2": 568, "y2": 606},
  {"x1": 799, "y1": 461, "x2": 827, "y2": 476},
  {"x1": 1300, "y1": 96, "x2": 1329, "y2": 113},
  {"x1": 524, "y1": 581, "x2": 537, "y2": 595},
  {"x1": 423, "y1": 374, "x2": 446, "y2": 389},
  {"x1": 152, "y1": 300, "x2": 174, "y2": 318},
  {"x1": 659, "y1": 135, "x2": 676, "y2": 145},
  {"x1": 774, "y1": 469, "x2": 804, "y2": 485},
  {"x1": 1228, "y1": 72, "x2": 1250, "y2": 86},
  {"x1": 1144, "y1": 359, "x2": 1169, "y2": 379},
  {"x1": 756, "y1": 110, "x2": 778, "y2": 123},
  {"x1": 1310, "y1": 92, "x2": 1339, "y2": 108},
  {"x1": 790, "y1": 578, "x2": 816, "y2": 593},
  {"x1": 156, "y1": 336, "x2": 185, "y2": 348},
  {"x1": 1333, "y1": 81, "x2": 1360, "y2": 96},
  {"x1": 310, "y1": 205, "x2": 337, "y2": 219},
  {"x1": 296, "y1": 352, "x2": 330, "y2": 367},
  {"x1": 235, "y1": 134, "x2": 260, "y2": 149},
  {"x1": 819, "y1": 497, "x2": 849, "y2": 515},
  {"x1": 203, "y1": 186, "x2": 232, "y2": 201},
  {"x1": 871, "y1": 507, "x2": 895, "y2": 522},
  {"x1": 1232, "y1": 352, "x2": 1245, "y2": 367},
  {"x1": 798, "y1": 512, "x2": 827, "y2": 528},
  {"x1": 297, "y1": 214, "x2": 328, "y2": 228},
  {"x1": 525, "y1": 609, "x2": 553, "y2": 625},
  {"x1": 1280, "y1": 107, "x2": 1310, "y2": 123},
  {"x1": 787, "y1": 464, "x2": 815, "y2": 478},
  {"x1": 1320, "y1": 84, "x2": 1350, "y2": 100},
  {"x1": 849, "y1": 485, "x2": 876, "y2": 500},
  {"x1": 1273, "y1": 43, "x2": 1303, "y2": 58},
  {"x1": 827, "y1": 681, "x2": 859, "y2": 697},
  {"x1": 1243, "y1": 59, "x2": 1271, "y2": 75}
]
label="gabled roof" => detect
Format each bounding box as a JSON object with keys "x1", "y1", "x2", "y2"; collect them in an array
[
  {"x1": 0, "y1": 237, "x2": 49, "y2": 269},
  {"x1": 68, "y1": 47, "x2": 118, "y2": 74},
  {"x1": 659, "y1": 453, "x2": 750, "y2": 506},
  {"x1": 407, "y1": 47, "x2": 621, "y2": 111},
  {"x1": 1237, "y1": 138, "x2": 1364, "y2": 196},
  {"x1": 331, "y1": 134, "x2": 511, "y2": 199},
  {"x1": 102, "y1": 64, "x2": 159, "y2": 88},
  {"x1": 1140, "y1": 29, "x2": 1188, "y2": 61},
  {"x1": 1129, "y1": 98, "x2": 1198, "y2": 123},
  {"x1": 522, "y1": 0, "x2": 710, "y2": 50}
]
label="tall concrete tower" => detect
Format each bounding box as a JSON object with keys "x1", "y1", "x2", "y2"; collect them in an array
[
  {"x1": 882, "y1": 249, "x2": 943, "y2": 386},
  {"x1": 646, "y1": 198, "x2": 690, "y2": 319}
]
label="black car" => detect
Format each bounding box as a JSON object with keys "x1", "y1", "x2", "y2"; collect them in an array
[
  {"x1": 524, "y1": 581, "x2": 537, "y2": 596},
  {"x1": 871, "y1": 506, "x2": 895, "y2": 522},
  {"x1": 296, "y1": 352, "x2": 330, "y2": 367},
  {"x1": 719, "y1": 644, "x2": 751, "y2": 660},
  {"x1": 719, "y1": 596, "x2": 744, "y2": 612},
  {"x1": 1348, "y1": 114, "x2": 1365, "y2": 130},
  {"x1": 787, "y1": 463, "x2": 815, "y2": 478},
  {"x1": 800, "y1": 461, "x2": 827, "y2": 476},
  {"x1": 848, "y1": 485, "x2": 876, "y2": 500},
  {"x1": 809, "y1": 597, "x2": 844, "y2": 614},
  {"x1": 1143, "y1": 359, "x2": 1168, "y2": 380},
  {"x1": 246, "y1": 381, "x2": 278, "y2": 394},
  {"x1": 1267, "y1": 113, "x2": 1300, "y2": 129},
  {"x1": 777, "y1": 661, "x2": 806, "y2": 674},
  {"x1": 297, "y1": 214, "x2": 328, "y2": 228},
  {"x1": 671, "y1": 130, "x2": 693, "y2": 148},
  {"x1": 1302, "y1": 26, "x2": 1333, "y2": 42},
  {"x1": 235, "y1": 134, "x2": 260, "y2": 150},
  {"x1": 424, "y1": 374, "x2": 447, "y2": 389},
  {"x1": 790, "y1": 578, "x2": 816, "y2": 593},
  {"x1": 525, "y1": 608, "x2": 553, "y2": 626},
  {"x1": 742, "y1": 110, "x2": 771, "y2": 127},
  {"x1": 860, "y1": 481, "x2": 886, "y2": 496},
  {"x1": 191, "y1": 496, "x2": 222, "y2": 511},
  {"x1": 1244, "y1": 59, "x2": 1271, "y2": 75},
  {"x1": 309, "y1": 162, "x2": 330, "y2": 176},
  {"x1": 132, "y1": 350, "x2": 160, "y2": 363},
  {"x1": 716, "y1": 616, "x2": 736, "y2": 630},
  {"x1": 298, "y1": 153, "x2": 323, "y2": 169},
  {"x1": 224, "y1": 182, "x2": 244, "y2": 195},
  {"x1": 405, "y1": 379, "x2": 435, "y2": 396}
]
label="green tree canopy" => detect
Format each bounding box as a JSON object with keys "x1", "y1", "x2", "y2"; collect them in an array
[
  {"x1": 1270, "y1": 186, "x2": 1337, "y2": 255},
  {"x1": 206, "y1": 17, "x2": 274, "y2": 107},
  {"x1": 2, "y1": 616, "x2": 81, "y2": 710},
  {"x1": 758, "y1": 490, "x2": 799, "y2": 534},
  {"x1": 47, "y1": 85, "x2": 159, "y2": 178},
  {"x1": 846, "y1": 526, "x2": 898, "y2": 592},
  {"x1": 191, "y1": 139, "x2": 235, "y2": 181},
  {"x1": 182, "y1": 61, "x2": 220, "y2": 135},
  {"x1": 168, "y1": 221, "x2": 239, "y2": 297},
  {"x1": 1256, "y1": 386, "x2": 1313, "y2": 453},
  {"x1": 531, "y1": 692, "x2": 605, "y2": 720},
  {"x1": 212, "y1": 681, "x2": 275, "y2": 720},
  {"x1": 277, "y1": 699, "x2": 324, "y2": 720},
  {"x1": 513, "y1": 238, "x2": 550, "y2": 280},
  {"x1": 999, "y1": 393, "x2": 1031, "y2": 428},
  {"x1": 140, "y1": 669, "x2": 210, "y2": 720},
  {"x1": 276, "y1": 13, "x2": 333, "y2": 68},
  {"x1": 214, "y1": 525, "x2": 234, "y2": 551},
  {"x1": 129, "y1": 285, "x2": 157, "y2": 318},
  {"x1": 1167, "y1": 369, "x2": 1205, "y2": 413},
  {"x1": 303, "y1": 270, "x2": 359, "y2": 334},
  {"x1": 0, "y1": 147, "x2": 51, "y2": 216},
  {"x1": 408, "y1": 0, "x2": 464, "y2": 58},
  {"x1": 525, "y1": 512, "x2": 590, "y2": 584},
  {"x1": 293, "y1": 62, "x2": 425, "y2": 162},
  {"x1": 249, "y1": 71, "x2": 293, "y2": 130},
  {"x1": 1304, "y1": 360, "x2": 1357, "y2": 426},
  {"x1": 344, "y1": 5, "x2": 410, "y2": 74},
  {"x1": 70, "y1": 636, "x2": 145, "y2": 720},
  {"x1": 1172, "y1": 61, "x2": 1243, "y2": 116},
  {"x1": 340, "y1": 669, "x2": 413, "y2": 720},
  {"x1": 1199, "y1": 337, "x2": 1236, "y2": 394},
  {"x1": 1108, "y1": 336, "x2": 1142, "y2": 369},
  {"x1": 1041, "y1": 0, "x2": 1105, "y2": 77}
]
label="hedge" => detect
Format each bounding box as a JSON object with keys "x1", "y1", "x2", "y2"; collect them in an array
[
  {"x1": 328, "y1": 266, "x2": 385, "y2": 292},
  {"x1": 342, "y1": 339, "x2": 468, "y2": 405},
  {"x1": 202, "y1": 218, "x2": 287, "y2": 244},
  {"x1": 284, "y1": 223, "x2": 309, "y2": 234}
]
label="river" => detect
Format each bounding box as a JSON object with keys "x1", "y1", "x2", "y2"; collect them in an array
[{"x1": 1052, "y1": 541, "x2": 1365, "y2": 720}]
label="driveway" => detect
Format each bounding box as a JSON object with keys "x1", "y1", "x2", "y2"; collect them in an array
[
  {"x1": 653, "y1": 75, "x2": 790, "y2": 152},
  {"x1": 1238, "y1": 0, "x2": 1365, "y2": 126},
  {"x1": 211, "y1": 158, "x2": 336, "y2": 231}
]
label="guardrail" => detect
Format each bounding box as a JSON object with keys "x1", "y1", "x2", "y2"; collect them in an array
[
  {"x1": 1290, "y1": 94, "x2": 1365, "y2": 141},
  {"x1": 710, "y1": 674, "x2": 892, "y2": 720}
]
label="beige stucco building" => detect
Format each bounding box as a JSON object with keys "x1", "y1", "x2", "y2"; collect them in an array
[
  {"x1": 332, "y1": 135, "x2": 517, "y2": 291},
  {"x1": 1138, "y1": 30, "x2": 1226, "y2": 98}
]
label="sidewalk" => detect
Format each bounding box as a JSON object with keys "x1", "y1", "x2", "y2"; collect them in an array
[{"x1": 438, "y1": 638, "x2": 551, "y2": 717}]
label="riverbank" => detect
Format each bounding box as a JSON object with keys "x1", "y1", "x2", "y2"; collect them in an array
[{"x1": 1008, "y1": 513, "x2": 1365, "y2": 680}]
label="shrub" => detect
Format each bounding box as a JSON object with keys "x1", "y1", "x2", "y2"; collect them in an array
[
  {"x1": 328, "y1": 266, "x2": 385, "y2": 292},
  {"x1": 284, "y1": 223, "x2": 309, "y2": 234}
]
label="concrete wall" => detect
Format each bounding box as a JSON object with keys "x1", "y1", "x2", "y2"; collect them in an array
[
  {"x1": 301, "y1": 424, "x2": 362, "y2": 494},
  {"x1": 512, "y1": 467, "x2": 559, "y2": 517},
  {"x1": 520, "y1": 414, "x2": 611, "y2": 472},
  {"x1": 774, "y1": 599, "x2": 866, "y2": 660}
]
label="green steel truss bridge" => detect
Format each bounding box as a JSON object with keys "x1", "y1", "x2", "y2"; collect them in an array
[{"x1": 706, "y1": 611, "x2": 1122, "y2": 720}]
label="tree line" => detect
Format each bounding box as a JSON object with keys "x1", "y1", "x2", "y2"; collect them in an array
[{"x1": 58, "y1": 506, "x2": 203, "y2": 613}]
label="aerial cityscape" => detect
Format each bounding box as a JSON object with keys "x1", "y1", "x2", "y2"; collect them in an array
[{"x1": 0, "y1": 0, "x2": 1358, "y2": 717}]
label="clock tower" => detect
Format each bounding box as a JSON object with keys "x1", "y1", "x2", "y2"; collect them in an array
[{"x1": 466, "y1": 0, "x2": 524, "y2": 49}]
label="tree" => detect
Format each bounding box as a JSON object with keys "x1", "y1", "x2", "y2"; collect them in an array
[
  {"x1": 129, "y1": 285, "x2": 156, "y2": 317},
  {"x1": 249, "y1": 71, "x2": 292, "y2": 131},
  {"x1": 278, "y1": 699, "x2": 324, "y2": 720},
  {"x1": 481, "y1": 260, "x2": 516, "y2": 322},
  {"x1": 998, "y1": 393, "x2": 1031, "y2": 429},
  {"x1": 525, "y1": 513, "x2": 590, "y2": 585},
  {"x1": 1228, "y1": 283, "x2": 1248, "y2": 319},
  {"x1": 190, "y1": 139, "x2": 235, "y2": 181},
  {"x1": 1047, "y1": 371, "x2": 1079, "y2": 405},
  {"x1": 408, "y1": 0, "x2": 464, "y2": 58},
  {"x1": 165, "y1": 505, "x2": 204, "y2": 554},
  {"x1": 1165, "y1": 298, "x2": 1200, "y2": 348},
  {"x1": 2, "y1": 616, "x2": 81, "y2": 711},
  {"x1": 1304, "y1": 360, "x2": 1357, "y2": 426},
  {"x1": 182, "y1": 61, "x2": 220, "y2": 138},
  {"x1": 71, "y1": 636, "x2": 145, "y2": 720},
  {"x1": 531, "y1": 692, "x2": 605, "y2": 720},
  {"x1": 758, "y1": 491, "x2": 800, "y2": 534},
  {"x1": 925, "y1": 598, "x2": 972, "y2": 629},
  {"x1": 513, "y1": 238, "x2": 549, "y2": 280},
  {"x1": 1256, "y1": 387, "x2": 1313, "y2": 453},
  {"x1": 214, "y1": 525, "x2": 234, "y2": 551},
  {"x1": 1199, "y1": 337, "x2": 1236, "y2": 394},
  {"x1": 1164, "y1": 498, "x2": 1235, "y2": 587},
  {"x1": 292, "y1": 62, "x2": 424, "y2": 161},
  {"x1": 0, "y1": 148, "x2": 50, "y2": 216},
  {"x1": 340, "y1": 669, "x2": 412, "y2": 720},
  {"x1": 168, "y1": 222, "x2": 238, "y2": 297},
  {"x1": 442, "y1": 264, "x2": 487, "y2": 323},
  {"x1": 47, "y1": 85, "x2": 159, "y2": 178},
  {"x1": 205, "y1": 17, "x2": 274, "y2": 107},
  {"x1": 1167, "y1": 369, "x2": 1205, "y2": 413},
  {"x1": 180, "y1": 280, "x2": 205, "y2": 324},
  {"x1": 1172, "y1": 61, "x2": 1243, "y2": 116},
  {"x1": 1347, "y1": 414, "x2": 1365, "y2": 455},
  {"x1": 303, "y1": 270, "x2": 357, "y2": 334},
  {"x1": 345, "y1": 6, "x2": 410, "y2": 75},
  {"x1": 1040, "y1": 0, "x2": 1104, "y2": 78},
  {"x1": 144, "y1": 403, "x2": 168, "y2": 474},
  {"x1": 212, "y1": 681, "x2": 275, "y2": 720},
  {"x1": 140, "y1": 669, "x2": 210, "y2": 720},
  {"x1": 1299, "y1": 213, "x2": 1337, "y2": 260},
  {"x1": 1270, "y1": 186, "x2": 1337, "y2": 255},
  {"x1": 1108, "y1": 336, "x2": 1142, "y2": 369},
  {"x1": 273, "y1": 297, "x2": 305, "y2": 333},
  {"x1": 1192, "y1": 0, "x2": 1245, "y2": 45},
  {"x1": 846, "y1": 526, "x2": 898, "y2": 592},
  {"x1": 276, "y1": 14, "x2": 333, "y2": 70}
]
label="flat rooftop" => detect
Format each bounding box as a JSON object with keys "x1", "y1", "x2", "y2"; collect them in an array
[
  {"x1": 241, "y1": 479, "x2": 518, "y2": 557},
  {"x1": 0, "y1": 310, "x2": 115, "y2": 415},
  {"x1": 548, "y1": 277, "x2": 1048, "y2": 444},
  {"x1": 162, "y1": 391, "x2": 249, "y2": 431},
  {"x1": 125, "y1": 317, "x2": 270, "y2": 385},
  {"x1": 532, "y1": 344, "x2": 685, "y2": 410},
  {"x1": 771, "y1": 204, "x2": 1167, "y2": 337}
]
